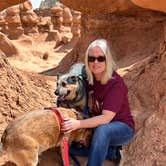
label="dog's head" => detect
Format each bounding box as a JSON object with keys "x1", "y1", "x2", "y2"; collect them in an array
[
  {"x1": 55, "y1": 73, "x2": 79, "y2": 101},
  {"x1": 55, "y1": 63, "x2": 87, "y2": 103}
]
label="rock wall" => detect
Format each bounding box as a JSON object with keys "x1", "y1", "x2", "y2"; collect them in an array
[
  {"x1": 123, "y1": 35, "x2": 166, "y2": 165},
  {"x1": 60, "y1": 0, "x2": 136, "y2": 14},
  {"x1": 131, "y1": 0, "x2": 166, "y2": 13},
  {"x1": 60, "y1": 0, "x2": 166, "y2": 14},
  {"x1": 0, "y1": 0, "x2": 81, "y2": 42},
  {"x1": 0, "y1": 32, "x2": 18, "y2": 56},
  {"x1": 0, "y1": 0, "x2": 27, "y2": 11},
  {"x1": 54, "y1": 9, "x2": 166, "y2": 72},
  {"x1": 4, "y1": 6, "x2": 24, "y2": 39},
  {"x1": 19, "y1": 0, "x2": 39, "y2": 34}
]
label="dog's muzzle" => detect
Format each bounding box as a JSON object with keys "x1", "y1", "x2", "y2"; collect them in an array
[{"x1": 55, "y1": 90, "x2": 71, "y2": 101}]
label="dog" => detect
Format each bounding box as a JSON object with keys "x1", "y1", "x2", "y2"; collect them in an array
[
  {"x1": 0, "y1": 107, "x2": 93, "y2": 166},
  {"x1": 55, "y1": 62, "x2": 93, "y2": 132},
  {"x1": 55, "y1": 63, "x2": 89, "y2": 114},
  {"x1": 0, "y1": 63, "x2": 92, "y2": 166},
  {"x1": 55, "y1": 63, "x2": 93, "y2": 158}
]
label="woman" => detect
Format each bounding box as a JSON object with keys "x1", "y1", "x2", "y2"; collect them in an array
[{"x1": 62, "y1": 39, "x2": 135, "y2": 166}]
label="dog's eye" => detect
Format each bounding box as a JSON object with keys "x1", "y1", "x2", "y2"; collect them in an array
[
  {"x1": 62, "y1": 82, "x2": 66, "y2": 87},
  {"x1": 57, "y1": 83, "x2": 59, "y2": 86},
  {"x1": 67, "y1": 76, "x2": 77, "y2": 84}
]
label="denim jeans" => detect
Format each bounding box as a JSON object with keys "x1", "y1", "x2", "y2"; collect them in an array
[{"x1": 69, "y1": 121, "x2": 135, "y2": 166}]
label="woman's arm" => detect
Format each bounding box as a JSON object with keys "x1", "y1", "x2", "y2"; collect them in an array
[
  {"x1": 62, "y1": 110, "x2": 116, "y2": 134},
  {"x1": 80, "y1": 110, "x2": 116, "y2": 128}
]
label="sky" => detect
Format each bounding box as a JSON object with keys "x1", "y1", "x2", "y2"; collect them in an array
[{"x1": 30, "y1": 0, "x2": 43, "y2": 9}]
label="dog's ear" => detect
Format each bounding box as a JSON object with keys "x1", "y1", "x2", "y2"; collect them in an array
[
  {"x1": 81, "y1": 65, "x2": 87, "y2": 79},
  {"x1": 67, "y1": 76, "x2": 77, "y2": 84}
]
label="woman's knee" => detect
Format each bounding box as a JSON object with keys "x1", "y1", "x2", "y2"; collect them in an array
[{"x1": 92, "y1": 124, "x2": 109, "y2": 143}]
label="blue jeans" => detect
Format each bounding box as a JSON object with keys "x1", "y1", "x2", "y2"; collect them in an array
[{"x1": 69, "y1": 121, "x2": 135, "y2": 166}]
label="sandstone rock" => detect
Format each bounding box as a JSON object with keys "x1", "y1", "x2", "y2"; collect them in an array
[
  {"x1": 43, "y1": 52, "x2": 49, "y2": 60},
  {"x1": 21, "y1": 10, "x2": 38, "y2": 24},
  {"x1": 123, "y1": 43, "x2": 166, "y2": 165},
  {"x1": 60, "y1": 0, "x2": 166, "y2": 14},
  {"x1": 19, "y1": 0, "x2": 32, "y2": 11},
  {"x1": 0, "y1": 15, "x2": 7, "y2": 34},
  {"x1": 4, "y1": 6, "x2": 24, "y2": 39},
  {"x1": 71, "y1": 11, "x2": 81, "y2": 38},
  {"x1": 0, "y1": 0, "x2": 27, "y2": 11},
  {"x1": 46, "y1": 30, "x2": 62, "y2": 42},
  {"x1": 50, "y1": 6, "x2": 63, "y2": 30},
  {"x1": 6, "y1": 6, "x2": 20, "y2": 15},
  {"x1": 5, "y1": 13, "x2": 21, "y2": 25},
  {"x1": 62, "y1": 33, "x2": 72, "y2": 44},
  {"x1": 63, "y1": 7, "x2": 73, "y2": 26},
  {"x1": 130, "y1": 0, "x2": 166, "y2": 13},
  {"x1": 0, "y1": 32, "x2": 18, "y2": 56},
  {"x1": 38, "y1": 17, "x2": 52, "y2": 33},
  {"x1": 72, "y1": 11, "x2": 81, "y2": 25},
  {"x1": 50, "y1": 6, "x2": 63, "y2": 16},
  {"x1": 60, "y1": 0, "x2": 136, "y2": 14},
  {"x1": 20, "y1": 9, "x2": 39, "y2": 34}
]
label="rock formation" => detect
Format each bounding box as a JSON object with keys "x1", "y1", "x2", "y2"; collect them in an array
[
  {"x1": 50, "y1": 6, "x2": 63, "y2": 31},
  {"x1": 60, "y1": 0, "x2": 166, "y2": 14},
  {"x1": 0, "y1": 0, "x2": 27, "y2": 11},
  {"x1": 46, "y1": 30, "x2": 62, "y2": 46},
  {"x1": 38, "y1": 16, "x2": 52, "y2": 33},
  {"x1": 0, "y1": 0, "x2": 39, "y2": 37},
  {"x1": 131, "y1": 0, "x2": 166, "y2": 13},
  {"x1": 0, "y1": 32, "x2": 18, "y2": 56},
  {"x1": 60, "y1": 0, "x2": 136, "y2": 14},
  {"x1": 63, "y1": 7, "x2": 72, "y2": 27},
  {"x1": 71, "y1": 11, "x2": 81, "y2": 39},
  {"x1": 4, "y1": 6, "x2": 24, "y2": 39},
  {"x1": 0, "y1": 14, "x2": 7, "y2": 34},
  {"x1": 49, "y1": 6, "x2": 73, "y2": 46},
  {"x1": 123, "y1": 35, "x2": 166, "y2": 165},
  {"x1": 19, "y1": 0, "x2": 39, "y2": 34}
]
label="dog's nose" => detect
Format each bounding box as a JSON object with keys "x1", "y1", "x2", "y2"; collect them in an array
[{"x1": 54, "y1": 90, "x2": 59, "y2": 96}]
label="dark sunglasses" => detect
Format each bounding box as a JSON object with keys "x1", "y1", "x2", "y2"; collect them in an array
[{"x1": 88, "y1": 56, "x2": 106, "y2": 62}]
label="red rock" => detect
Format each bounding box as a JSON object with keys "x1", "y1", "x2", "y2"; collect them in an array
[
  {"x1": 0, "y1": 32, "x2": 18, "y2": 56},
  {"x1": 0, "y1": 0, "x2": 27, "y2": 11}
]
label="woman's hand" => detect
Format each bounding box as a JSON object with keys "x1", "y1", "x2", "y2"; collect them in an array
[{"x1": 61, "y1": 118, "x2": 81, "y2": 134}]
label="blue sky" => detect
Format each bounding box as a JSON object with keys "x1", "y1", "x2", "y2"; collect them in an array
[{"x1": 31, "y1": 0, "x2": 43, "y2": 9}]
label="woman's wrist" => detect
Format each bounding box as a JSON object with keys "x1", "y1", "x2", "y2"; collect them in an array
[{"x1": 77, "y1": 120, "x2": 81, "y2": 129}]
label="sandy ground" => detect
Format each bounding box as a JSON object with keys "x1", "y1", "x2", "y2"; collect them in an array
[{"x1": 7, "y1": 33, "x2": 74, "y2": 73}]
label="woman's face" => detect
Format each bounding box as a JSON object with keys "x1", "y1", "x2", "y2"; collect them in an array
[{"x1": 88, "y1": 46, "x2": 106, "y2": 80}]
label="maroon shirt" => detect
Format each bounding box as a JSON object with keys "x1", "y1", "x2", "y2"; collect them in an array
[{"x1": 87, "y1": 71, "x2": 135, "y2": 131}]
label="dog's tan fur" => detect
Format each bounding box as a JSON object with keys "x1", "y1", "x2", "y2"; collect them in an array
[
  {"x1": 0, "y1": 107, "x2": 91, "y2": 166},
  {"x1": 64, "y1": 84, "x2": 78, "y2": 101}
]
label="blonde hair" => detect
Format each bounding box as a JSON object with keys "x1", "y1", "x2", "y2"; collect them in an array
[{"x1": 85, "y1": 39, "x2": 116, "y2": 85}]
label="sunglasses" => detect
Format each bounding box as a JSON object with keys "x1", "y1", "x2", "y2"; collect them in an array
[{"x1": 88, "y1": 56, "x2": 106, "y2": 62}]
